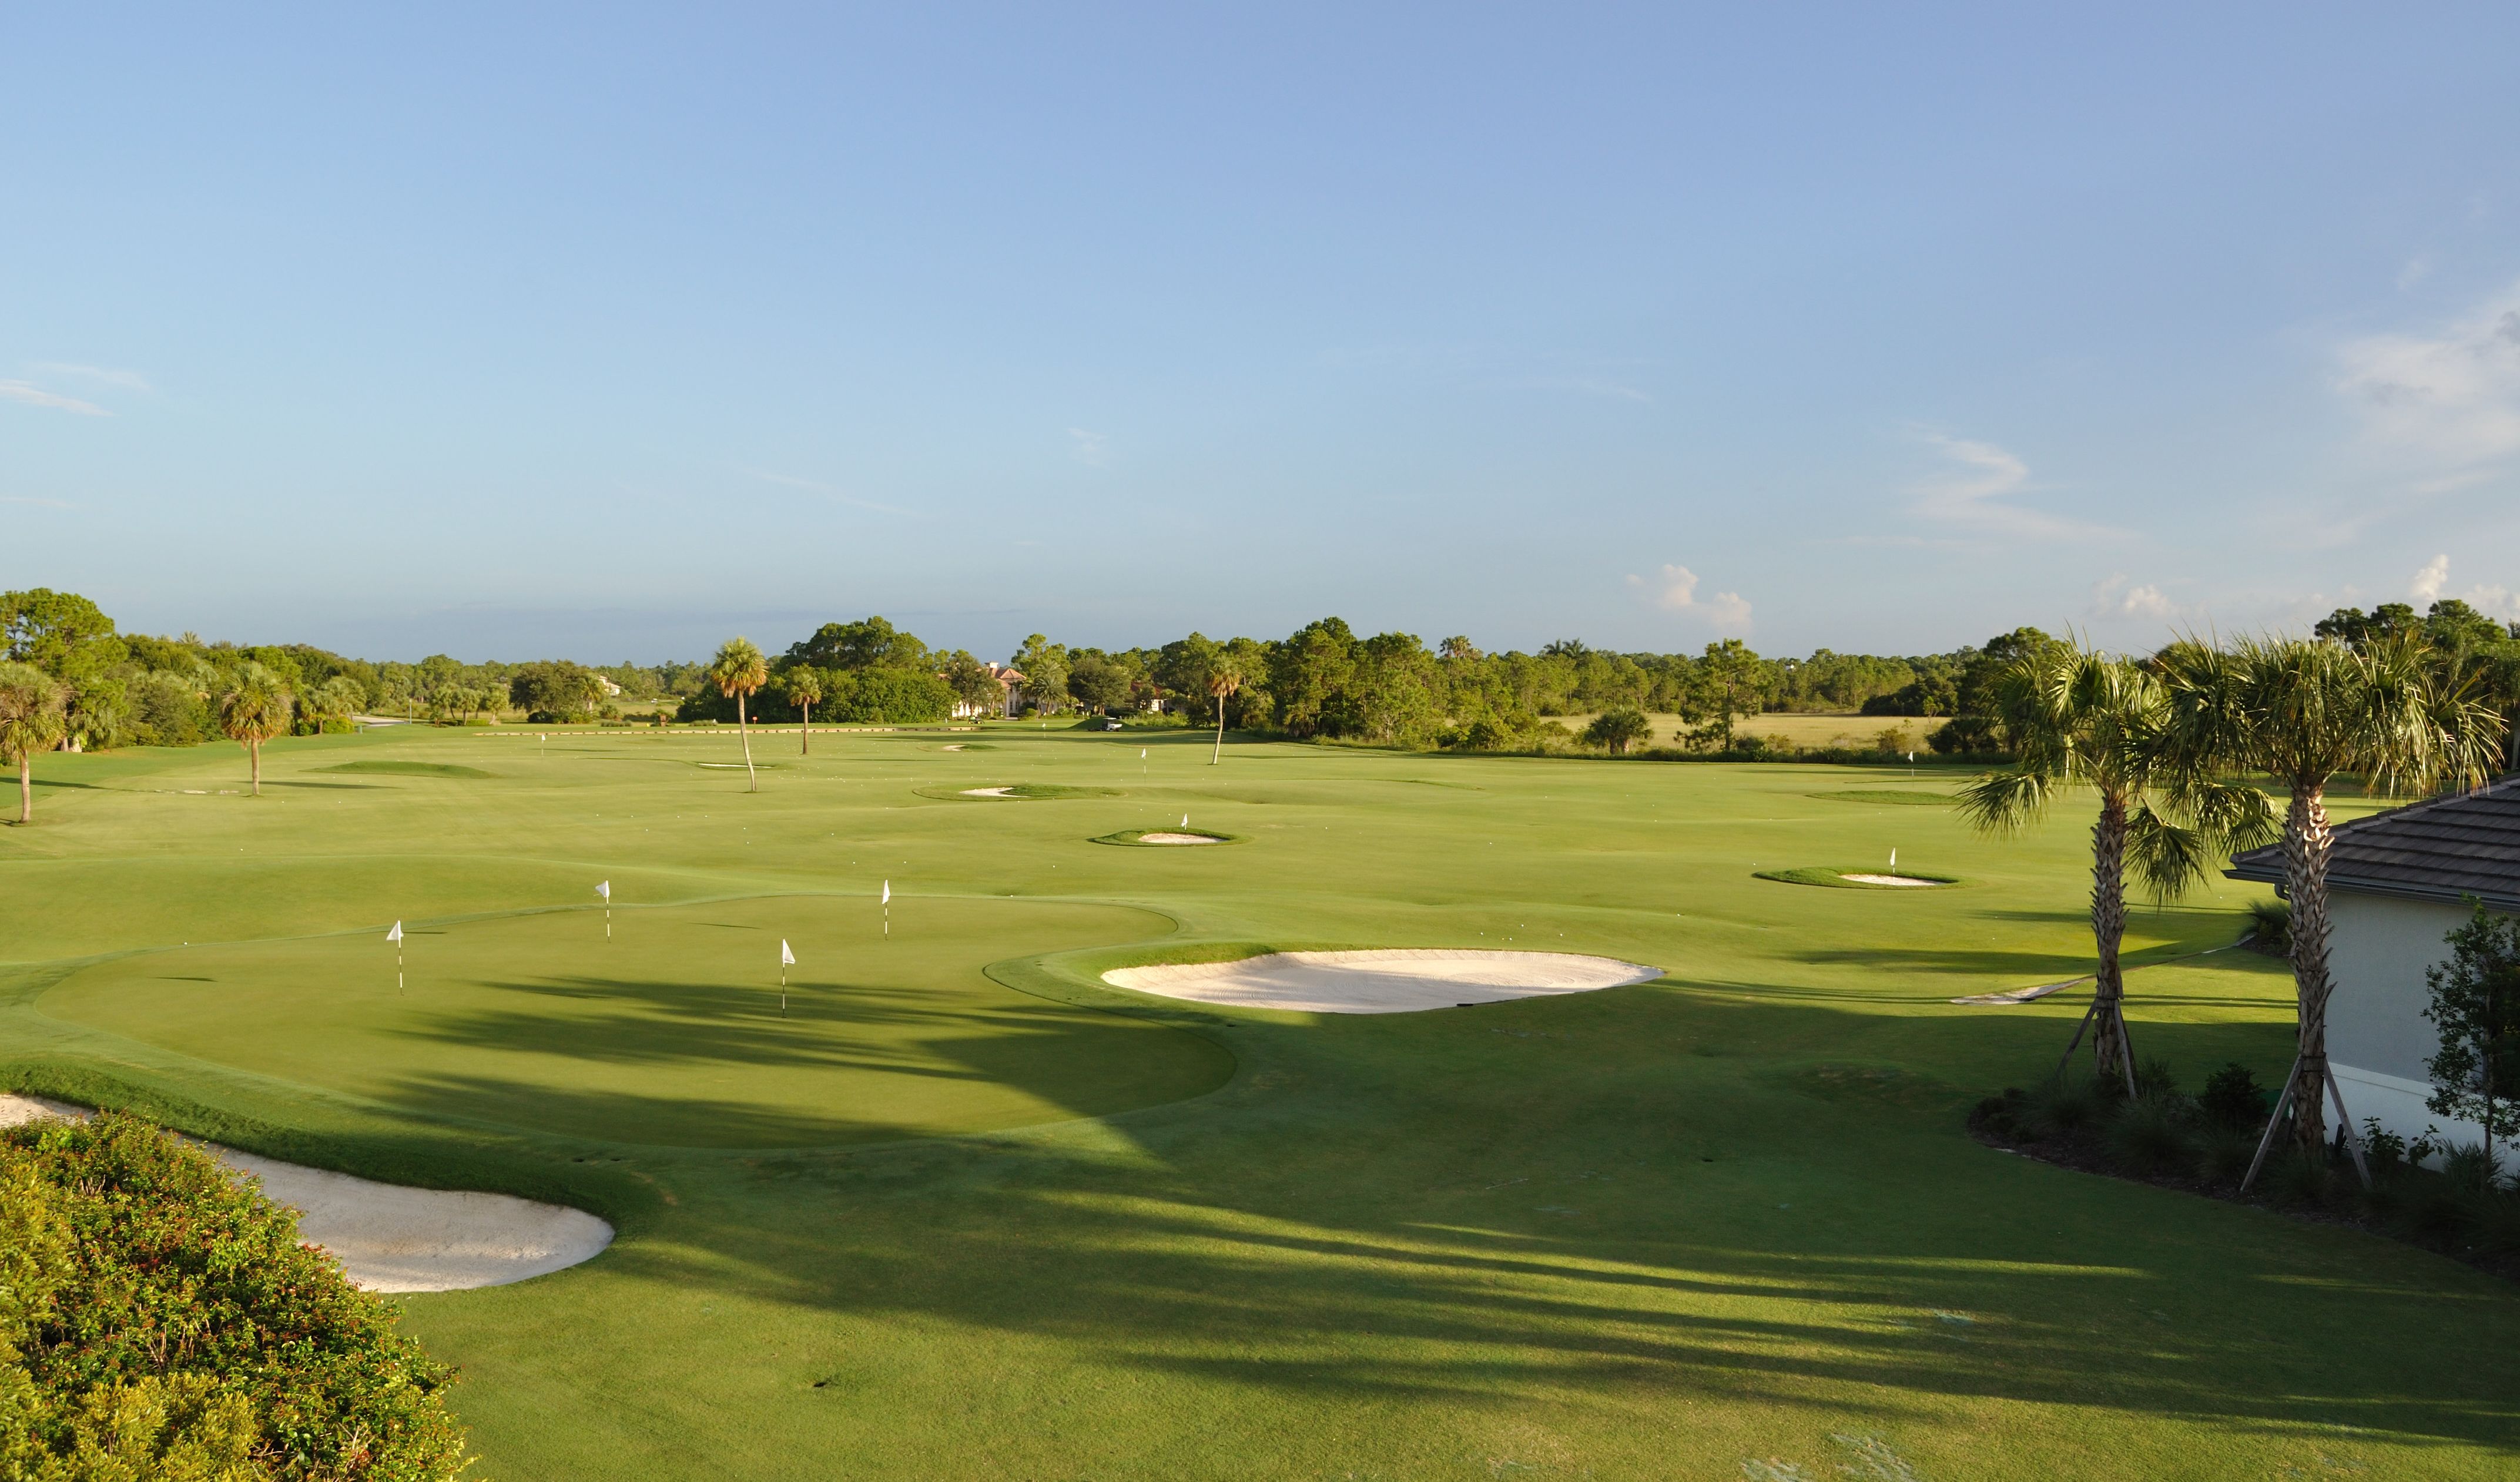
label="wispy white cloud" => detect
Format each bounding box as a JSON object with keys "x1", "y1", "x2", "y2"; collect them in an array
[
  {"x1": 1626, "y1": 563, "x2": 1752, "y2": 633},
  {"x1": 1068, "y1": 428, "x2": 1107, "y2": 467},
  {"x1": 735, "y1": 465, "x2": 907, "y2": 515},
  {"x1": 27, "y1": 362, "x2": 150, "y2": 391},
  {"x1": 2397, "y1": 256, "x2": 2433, "y2": 292},
  {"x1": 0, "y1": 381, "x2": 108, "y2": 415},
  {"x1": 2336, "y1": 283, "x2": 2520, "y2": 467},
  {"x1": 1907, "y1": 432, "x2": 2109, "y2": 539}
]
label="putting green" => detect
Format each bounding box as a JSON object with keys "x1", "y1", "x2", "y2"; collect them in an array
[{"x1": 43, "y1": 896, "x2": 1228, "y2": 1148}]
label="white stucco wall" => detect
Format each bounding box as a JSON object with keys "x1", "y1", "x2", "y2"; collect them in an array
[{"x1": 2324, "y1": 890, "x2": 2490, "y2": 1154}]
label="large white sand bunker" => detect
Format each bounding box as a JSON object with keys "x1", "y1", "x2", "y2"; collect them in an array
[
  {"x1": 1137, "y1": 831, "x2": 1220, "y2": 844},
  {"x1": 1104, "y1": 949, "x2": 1661, "y2": 1015},
  {"x1": 1838, "y1": 873, "x2": 1943, "y2": 887},
  {"x1": 0, "y1": 1094, "x2": 611, "y2": 1293}
]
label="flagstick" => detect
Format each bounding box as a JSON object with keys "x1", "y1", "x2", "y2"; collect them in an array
[
  {"x1": 398, "y1": 941, "x2": 404, "y2": 995},
  {"x1": 780, "y1": 962, "x2": 788, "y2": 1018}
]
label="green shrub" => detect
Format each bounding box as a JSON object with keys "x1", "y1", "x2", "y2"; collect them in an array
[
  {"x1": 2198, "y1": 1063, "x2": 2271, "y2": 1128},
  {"x1": 2027, "y1": 1078, "x2": 2100, "y2": 1136},
  {"x1": 2194, "y1": 1125, "x2": 2261, "y2": 1186},
  {"x1": 2244, "y1": 898, "x2": 2291, "y2": 954},
  {"x1": 2263, "y1": 1149, "x2": 2338, "y2": 1208},
  {"x1": 2106, "y1": 1099, "x2": 2194, "y2": 1175},
  {"x1": 0, "y1": 1113, "x2": 474, "y2": 1480}
]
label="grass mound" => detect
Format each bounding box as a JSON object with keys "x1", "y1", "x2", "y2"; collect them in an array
[
  {"x1": 1754, "y1": 865, "x2": 1963, "y2": 888},
  {"x1": 1091, "y1": 828, "x2": 1243, "y2": 847},
  {"x1": 915, "y1": 783, "x2": 1121, "y2": 801},
  {"x1": 1806, "y1": 790, "x2": 1953, "y2": 806},
  {"x1": 318, "y1": 759, "x2": 496, "y2": 779}
]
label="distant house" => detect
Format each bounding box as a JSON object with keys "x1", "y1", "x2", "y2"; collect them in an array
[
  {"x1": 594, "y1": 674, "x2": 622, "y2": 696},
  {"x1": 2226, "y1": 775, "x2": 2520, "y2": 1149},
  {"x1": 950, "y1": 664, "x2": 1026, "y2": 720}
]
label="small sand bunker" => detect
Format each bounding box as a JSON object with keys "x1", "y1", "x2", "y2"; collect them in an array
[
  {"x1": 941, "y1": 743, "x2": 967, "y2": 751},
  {"x1": 961, "y1": 786, "x2": 1017, "y2": 797},
  {"x1": 1837, "y1": 873, "x2": 1943, "y2": 887},
  {"x1": 1136, "y1": 832, "x2": 1220, "y2": 844},
  {"x1": 1104, "y1": 949, "x2": 1660, "y2": 1015},
  {"x1": 0, "y1": 1094, "x2": 611, "y2": 1293}
]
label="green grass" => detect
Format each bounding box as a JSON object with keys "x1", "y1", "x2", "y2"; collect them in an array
[
  {"x1": 4, "y1": 725, "x2": 2515, "y2": 1480},
  {"x1": 1807, "y1": 789, "x2": 1955, "y2": 806},
  {"x1": 318, "y1": 759, "x2": 497, "y2": 779},
  {"x1": 1755, "y1": 865, "x2": 1968, "y2": 889}
]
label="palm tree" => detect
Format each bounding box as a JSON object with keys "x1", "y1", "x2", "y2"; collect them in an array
[
  {"x1": 782, "y1": 668, "x2": 824, "y2": 756},
  {"x1": 709, "y1": 637, "x2": 769, "y2": 792},
  {"x1": 1960, "y1": 643, "x2": 2274, "y2": 1088},
  {"x1": 2159, "y1": 633, "x2": 2505, "y2": 1156},
  {"x1": 218, "y1": 663, "x2": 294, "y2": 796},
  {"x1": 1207, "y1": 659, "x2": 1245, "y2": 766},
  {"x1": 0, "y1": 662, "x2": 68, "y2": 824}
]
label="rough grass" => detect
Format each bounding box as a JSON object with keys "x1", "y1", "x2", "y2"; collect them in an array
[
  {"x1": 4, "y1": 726, "x2": 2513, "y2": 1480},
  {"x1": 317, "y1": 759, "x2": 498, "y2": 779},
  {"x1": 1806, "y1": 790, "x2": 1955, "y2": 806}
]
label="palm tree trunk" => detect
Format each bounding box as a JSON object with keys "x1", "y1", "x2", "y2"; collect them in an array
[
  {"x1": 2090, "y1": 792, "x2": 2131, "y2": 1086},
  {"x1": 250, "y1": 740, "x2": 262, "y2": 796},
  {"x1": 738, "y1": 693, "x2": 757, "y2": 792},
  {"x1": 2283, "y1": 783, "x2": 2337, "y2": 1156},
  {"x1": 1213, "y1": 696, "x2": 1225, "y2": 765},
  {"x1": 800, "y1": 703, "x2": 810, "y2": 756},
  {"x1": 16, "y1": 756, "x2": 29, "y2": 824}
]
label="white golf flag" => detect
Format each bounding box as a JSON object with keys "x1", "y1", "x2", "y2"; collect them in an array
[
  {"x1": 1181, "y1": 813, "x2": 1189, "y2": 828},
  {"x1": 1140, "y1": 749, "x2": 1146, "y2": 759},
  {"x1": 780, "y1": 938, "x2": 796, "y2": 967},
  {"x1": 386, "y1": 921, "x2": 403, "y2": 943},
  {"x1": 1889, "y1": 849, "x2": 1897, "y2": 870},
  {"x1": 595, "y1": 880, "x2": 611, "y2": 900},
  {"x1": 881, "y1": 880, "x2": 891, "y2": 904}
]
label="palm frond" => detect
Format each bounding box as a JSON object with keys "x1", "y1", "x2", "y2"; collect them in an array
[
  {"x1": 2126, "y1": 804, "x2": 2214, "y2": 902},
  {"x1": 1957, "y1": 768, "x2": 2052, "y2": 835}
]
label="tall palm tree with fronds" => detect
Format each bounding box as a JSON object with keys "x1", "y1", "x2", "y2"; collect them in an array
[
  {"x1": 710, "y1": 637, "x2": 769, "y2": 792},
  {"x1": 1961, "y1": 642, "x2": 2274, "y2": 1088},
  {"x1": 0, "y1": 662, "x2": 68, "y2": 824},
  {"x1": 1207, "y1": 659, "x2": 1245, "y2": 766},
  {"x1": 2159, "y1": 633, "x2": 2505, "y2": 1156},
  {"x1": 219, "y1": 663, "x2": 294, "y2": 796},
  {"x1": 782, "y1": 668, "x2": 824, "y2": 756}
]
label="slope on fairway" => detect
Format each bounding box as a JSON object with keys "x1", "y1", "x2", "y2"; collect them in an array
[{"x1": 43, "y1": 895, "x2": 1231, "y2": 1148}]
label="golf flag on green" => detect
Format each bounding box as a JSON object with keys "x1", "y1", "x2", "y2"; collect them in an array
[
  {"x1": 595, "y1": 880, "x2": 609, "y2": 900},
  {"x1": 386, "y1": 921, "x2": 403, "y2": 943},
  {"x1": 881, "y1": 880, "x2": 890, "y2": 938},
  {"x1": 778, "y1": 938, "x2": 795, "y2": 1016},
  {"x1": 387, "y1": 920, "x2": 404, "y2": 994},
  {"x1": 596, "y1": 880, "x2": 611, "y2": 939}
]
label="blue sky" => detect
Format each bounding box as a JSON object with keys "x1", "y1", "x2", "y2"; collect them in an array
[{"x1": 6, "y1": 5, "x2": 2519, "y2": 664}]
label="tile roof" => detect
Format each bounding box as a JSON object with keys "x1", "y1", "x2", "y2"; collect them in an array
[{"x1": 2226, "y1": 773, "x2": 2520, "y2": 911}]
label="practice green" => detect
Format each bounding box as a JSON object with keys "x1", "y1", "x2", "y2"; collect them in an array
[{"x1": 3, "y1": 723, "x2": 2514, "y2": 1481}]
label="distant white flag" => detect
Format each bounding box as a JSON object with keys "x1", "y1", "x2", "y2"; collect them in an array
[
  {"x1": 881, "y1": 880, "x2": 891, "y2": 904},
  {"x1": 595, "y1": 880, "x2": 611, "y2": 900},
  {"x1": 386, "y1": 921, "x2": 403, "y2": 943},
  {"x1": 780, "y1": 938, "x2": 796, "y2": 967},
  {"x1": 1140, "y1": 748, "x2": 1146, "y2": 759},
  {"x1": 1889, "y1": 848, "x2": 1897, "y2": 870},
  {"x1": 1181, "y1": 813, "x2": 1189, "y2": 828}
]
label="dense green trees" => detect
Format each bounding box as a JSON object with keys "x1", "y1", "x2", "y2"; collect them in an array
[{"x1": 508, "y1": 660, "x2": 605, "y2": 722}]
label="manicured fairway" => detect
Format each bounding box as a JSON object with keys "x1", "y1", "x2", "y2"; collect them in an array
[{"x1": 5, "y1": 724, "x2": 2517, "y2": 1480}]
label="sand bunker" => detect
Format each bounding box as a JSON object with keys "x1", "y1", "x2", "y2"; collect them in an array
[
  {"x1": 961, "y1": 786, "x2": 1017, "y2": 797},
  {"x1": 1136, "y1": 832, "x2": 1220, "y2": 844},
  {"x1": 1104, "y1": 949, "x2": 1660, "y2": 1014},
  {"x1": 0, "y1": 1094, "x2": 611, "y2": 1293},
  {"x1": 1838, "y1": 873, "x2": 1943, "y2": 887}
]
